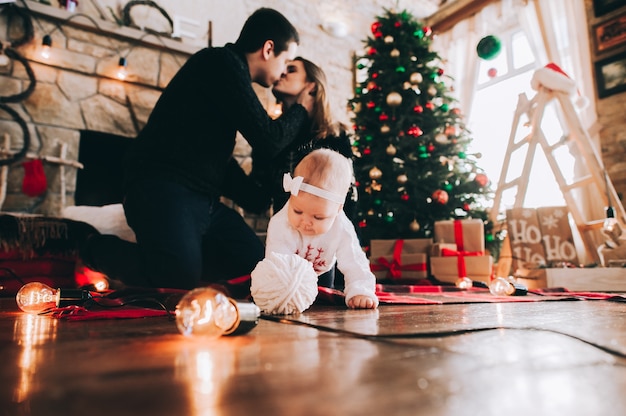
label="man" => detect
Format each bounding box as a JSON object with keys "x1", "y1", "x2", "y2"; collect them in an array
[{"x1": 82, "y1": 8, "x2": 315, "y2": 293}]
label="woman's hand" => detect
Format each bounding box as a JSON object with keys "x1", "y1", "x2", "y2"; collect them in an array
[
  {"x1": 347, "y1": 295, "x2": 377, "y2": 309},
  {"x1": 296, "y1": 82, "x2": 316, "y2": 116}
]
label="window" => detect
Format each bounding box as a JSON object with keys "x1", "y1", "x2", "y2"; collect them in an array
[{"x1": 467, "y1": 28, "x2": 576, "y2": 209}]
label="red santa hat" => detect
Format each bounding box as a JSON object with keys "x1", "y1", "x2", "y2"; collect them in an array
[{"x1": 530, "y1": 62, "x2": 588, "y2": 108}]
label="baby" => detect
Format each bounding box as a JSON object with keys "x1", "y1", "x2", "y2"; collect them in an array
[{"x1": 265, "y1": 148, "x2": 379, "y2": 309}]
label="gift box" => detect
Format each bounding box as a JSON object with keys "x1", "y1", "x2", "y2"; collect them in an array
[
  {"x1": 433, "y1": 219, "x2": 484, "y2": 253},
  {"x1": 515, "y1": 267, "x2": 626, "y2": 291},
  {"x1": 429, "y1": 242, "x2": 492, "y2": 284},
  {"x1": 369, "y1": 239, "x2": 432, "y2": 281}
]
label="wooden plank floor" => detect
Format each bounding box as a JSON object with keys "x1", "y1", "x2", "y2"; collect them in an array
[{"x1": 2, "y1": 296, "x2": 626, "y2": 415}]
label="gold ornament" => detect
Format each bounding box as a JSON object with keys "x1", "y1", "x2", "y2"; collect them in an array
[
  {"x1": 386, "y1": 144, "x2": 397, "y2": 155},
  {"x1": 380, "y1": 124, "x2": 390, "y2": 134},
  {"x1": 371, "y1": 181, "x2": 382, "y2": 191},
  {"x1": 369, "y1": 166, "x2": 383, "y2": 180},
  {"x1": 384, "y1": 35, "x2": 394, "y2": 44},
  {"x1": 386, "y1": 92, "x2": 403, "y2": 107},
  {"x1": 428, "y1": 85, "x2": 437, "y2": 96},
  {"x1": 409, "y1": 219, "x2": 420, "y2": 232},
  {"x1": 353, "y1": 102, "x2": 362, "y2": 113},
  {"x1": 397, "y1": 174, "x2": 408, "y2": 184},
  {"x1": 368, "y1": 209, "x2": 375, "y2": 216},
  {"x1": 410, "y1": 72, "x2": 423, "y2": 84},
  {"x1": 390, "y1": 48, "x2": 400, "y2": 57},
  {"x1": 435, "y1": 133, "x2": 448, "y2": 144},
  {"x1": 403, "y1": 81, "x2": 412, "y2": 90}
]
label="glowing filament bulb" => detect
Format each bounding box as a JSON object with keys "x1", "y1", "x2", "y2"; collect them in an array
[
  {"x1": 455, "y1": 276, "x2": 473, "y2": 289},
  {"x1": 41, "y1": 35, "x2": 52, "y2": 59},
  {"x1": 16, "y1": 282, "x2": 59, "y2": 314},
  {"x1": 175, "y1": 287, "x2": 260, "y2": 339},
  {"x1": 117, "y1": 57, "x2": 128, "y2": 80},
  {"x1": 489, "y1": 277, "x2": 528, "y2": 296},
  {"x1": 15, "y1": 282, "x2": 93, "y2": 314}
]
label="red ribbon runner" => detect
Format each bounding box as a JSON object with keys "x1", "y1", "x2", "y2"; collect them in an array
[{"x1": 370, "y1": 239, "x2": 427, "y2": 280}]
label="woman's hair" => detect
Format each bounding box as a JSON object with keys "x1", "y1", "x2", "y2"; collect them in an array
[
  {"x1": 276, "y1": 57, "x2": 347, "y2": 140},
  {"x1": 235, "y1": 8, "x2": 299, "y2": 54},
  {"x1": 294, "y1": 148, "x2": 353, "y2": 197}
]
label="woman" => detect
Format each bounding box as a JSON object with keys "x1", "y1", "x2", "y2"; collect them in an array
[{"x1": 224, "y1": 57, "x2": 357, "y2": 288}]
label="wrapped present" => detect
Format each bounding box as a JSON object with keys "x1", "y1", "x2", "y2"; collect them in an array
[
  {"x1": 433, "y1": 219, "x2": 484, "y2": 253},
  {"x1": 429, "y1": 242, "x2": 492, "y2": 284},
  {"x1": 369, "y1": 239, "x2": 432, "y2": 281}
]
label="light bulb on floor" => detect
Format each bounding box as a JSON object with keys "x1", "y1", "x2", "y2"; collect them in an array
[
  {"x1": 602, "y1": 206, "x2": 622, "y2": 248},
  {"x1": 175, "y1": 287, "x2": 260, "y2": 339},
  {"x1": 455, "y1": 277, "x2": 473, "y2": 289},
  {"x1": 16, "y1": 282, "x2": 93, "y2": 314},
  {"x1": 489, "y1": 277, "x2": 528, "y2": 296}
]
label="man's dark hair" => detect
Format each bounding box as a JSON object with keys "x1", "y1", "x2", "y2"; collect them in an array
[{"x1": 235, "y1": 8, "x2": 299, "y2": 54}]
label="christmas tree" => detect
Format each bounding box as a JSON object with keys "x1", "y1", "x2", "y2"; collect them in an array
[{"x1": 349, "y1": 9, "x2": 501, "y2": 254}]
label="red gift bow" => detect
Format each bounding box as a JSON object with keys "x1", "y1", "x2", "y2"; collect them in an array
[
  {"x1": 370, "y1": 239, "x2": 427, "y2": 280},
  {"x1": 441, "y1": 247, "x2": 483, "y2": 278}
]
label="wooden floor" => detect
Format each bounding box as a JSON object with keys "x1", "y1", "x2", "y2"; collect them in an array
[{"x1": 2, "y1": 295, "x2": 626, "y2": 416}]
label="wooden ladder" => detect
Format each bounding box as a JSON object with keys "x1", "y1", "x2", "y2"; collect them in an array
[{"x1": 490, "y1": 87, "x2": 626, "y2": 265}]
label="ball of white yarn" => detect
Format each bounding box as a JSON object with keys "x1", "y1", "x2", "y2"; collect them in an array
[{"x1": 250, "y1": 252, "x2": 319, "y2": 315}]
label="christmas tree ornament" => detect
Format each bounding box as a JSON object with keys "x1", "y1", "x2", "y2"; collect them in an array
[
  {"x1": 423, "y1": 26, "x2": 432, "y2": 36},
  {"x1": 414, "y1": 29, "x2": 424, "y2": 39},
  {"x1": 487, "y1": 67, "x2": 498, "y2": 78},
  {"x1": 432, "y1": 189, "x2": 449, "y2": 204},
  {"x1": 407, "y1": 126, "x2": 423, "y2": 137},
  {"x1": 368, "y1": 47, "x2": 378, "y2": 56},
  {"x1": 400, "y1": 193, "x2": 409, "y2": 201},
  {"x1": 475, "y1": 173, "x2": 489, "y2": 187},
  {"x1": 379, "y1": 113, "x2": 389, "y2": 121},
  {"x1": 427, "y1": 143, "x2": 435, "y2": 152},
  {"x1": 367, "y1": 81, "x2": 377, "y2": 90},
  {"x1": 440, "y1": 103, "x2": 449, "y2": 112},
  {"x1": 409, "y1": 219, "x2": 420, "y2": 232},
  {"x1": 371, "y1": 21, "x2": 382, "y2": 34},
  {"x1": 372, "y1": 182, "x2": 382, "y2": 191},
  {"x1": 390, "y1": 48, "x2": 400, "y2": 57},
  {"x1": 395, "y1": 66, "x2": 406, "y2": 73},
  {"x1": 366, "y1": 101, "x2": 375, "y2": 109},
  {"x1": 425, "y1": 102, "x2": 435, "y2": 110},
  {"x1": 367, "y1": 209, "x2": 375, "y2": 216},
  {"x1": 444, "y1": 125, "x2": 457, "y2": 135},
  {"x1": 403, "y1": 81, "x2": 412, "y2": 90},
  {"x1": 397, "y1": 174, "x2": 408, "y2": 184},
  {"x1": 386, "y1": 91, "x2": 403, "y2": 106},
  {"x1": 413, "y1": 104, "x2": 424, "y2": 113},
  {"x1": 443, "y1": 182, "x2": 453, "y2": 191},
  {"x1": 353, "y1": 102, "x2": 362, "y2": 113},
  {"x1": 427, "y1": 85, "x2": 437, "y2": 96},
  {"x1": 386, "y1": 144, "x2": 397, "y2": 155},
  {"x1": 410, "y1": 72, "x2": 423, "y2": 84},
  {"x1": 384, "y1": 35, "x2": 394, "y2": 43},
  {"x1": 372, "y1": 72, "x2": 379, "y2": 79},
  {"x1": 365, "y1": 134, "x2": 374, "y2": 142},
  {"x1": 369, "y1": 166, "x2": 383, "y2": 179},
  {"x1": 380, "y1": 124, "x2": 390, "y2": 134},
  {"x1": 435, "y1": 133, "x2": 448, "y2": 144},
  {"x1": 476, "y1": 35, "x2": 502, "y2": 60},
  {"x1": 385, "y1": 212, "x2": 395, "y2": 222}
]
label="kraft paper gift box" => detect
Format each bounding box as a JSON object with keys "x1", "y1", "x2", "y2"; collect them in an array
[
  {"x1": 433, "y1": 219, "x2": 484, "y2": 253},
  {"x1": 369, "y1": 239, "x2": 432, "y2": 281},
  {"x1": 429, "y1": 242, "x2": 493, "y2": 284}
]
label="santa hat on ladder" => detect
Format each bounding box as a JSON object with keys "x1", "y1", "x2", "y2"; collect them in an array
[{"x1": 530, "y1": 62, "x2": 589, "y2": 108}]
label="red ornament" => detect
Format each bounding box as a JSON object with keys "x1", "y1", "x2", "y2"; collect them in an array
[
  {"x1": 427, "y1": 143, "x2": 435, "y2": 152},
  {"x1": 475, "y1": 173, "x2": 489, "y2": 187},
  {"x1": 374, "y1": 31, "x2": 383, "y2": 38},
  {"x1": 367, "y1": 81, "x2": 377, "y2": 90},
  {"x1": 407, "y1": 126, "x2": 423, "y2": 137},
  {"x1": 368, "y1": 47, "x2": 377, "y2": 56},
  {"x1": 371, "y1": 22, "x2": 382, "y2": 34},
  {"x1": 413, "y1": 105, "x2": 424, "y2": 113},
  {"x1": 423, "y1": 26, "x2": 432, "y2": 36},
  {"x1": 437, "y1": 68, "x2": 444, "y2": 76},
  {"x1": 359, "y1": 220, "x2": 367, "y2": 228},
  {"x1": 425, "y1": 102, "x2": 435, "y2": 110},
  {"x1": 394, "y1": 21, "x2": 402, "y2": 28},
  {"x1": 366, "y1": 101, "x2": 375, "y2": 109},
  {"x1": 431, "y1": 189, "x2": 449, "y2": 205},
  {"x1": 372, "y1": 72, "x2": 379, "y2": 79},
  {"x1": 487, "y1": 68, "x2": 498, "y2": 78},
  {"x1": 401, "y1": 193, "x2": 409, "y2": 201},
  {"x1": 363, "y1": 147, "x2": 371, "y2": 155},
  {"x1": 463, "y1": 203, "x2": 471, "y2": 211},
  {"x1": 379, "y1": 113, "x2": 389, "y2": 122}
]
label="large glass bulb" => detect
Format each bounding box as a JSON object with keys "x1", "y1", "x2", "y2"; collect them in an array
[
  {"x1": 175, "y1": 287, "x2": 260, "y2": 339},
  {"x1": 489, "y1": 277, "x2": 528, "y2": 296},
  {"x1": 16, "y1": 282, "x2": 59, "y2": 314},
  {"x1": 16, "y1": 282, "x2": 93, "y2": 314},
  {"x1": 602, "y1": 207, "x2": 622, "y2": 248}
]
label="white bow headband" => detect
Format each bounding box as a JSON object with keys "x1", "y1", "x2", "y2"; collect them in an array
[{"x1": 283, "y1": 173, "x2": 345, "y2": 204}]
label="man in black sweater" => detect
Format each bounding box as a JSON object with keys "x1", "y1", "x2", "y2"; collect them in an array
[{"x1": 82, "y1": 8, "x2": 314, "y2": 293}]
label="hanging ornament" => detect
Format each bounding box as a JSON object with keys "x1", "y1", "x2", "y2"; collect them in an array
[
  {"x1": 435, "y1": 133, "x2": 448, "y2": 144},
  {"x1": 385, "y1": 212, "x2": 394, "y2": 222},
  {"x1": 395, "y1": 66, "x2": 406, "y2": 73},
  {"x1": 384, "y1": 35, "x2": 394, "y2": 44},
  {"x1": 367, "y1": 209, "x2": 375, "y2": 216},
  {"x1": 444, "y1": 125, "x2": 457, "y2": 136},
  {"x1": 410, "y1": 72, "x2": 423, "y2": 84},
  {"x1": 372, "y1": 72, "x2": 379, "y2": 79},
  {"x1": 386, "y1": 92, "x2": 403, "y2": 107},
  {"x1": 368, "y1": 47, "x2": 378, "y2": 56},
  {"x1": 423, "y1": 26, "x2": 432, "y2": 37},
  {"x1": 353, "y1": 102, "x2": 362, "y2": 113},
  {"x1": 413, "y1": 104, "x2": 423, "y2": 114},
  {"x1": 371, "y1": 21, "x2": 382, "y2": 35},
  {"x1": 400, "y1": 193, "x2": 409, "y2": 201},
  {"x1": 427, "y1": 85, "x2": 437, "y2": 96},
  {"x1": 397, "y1": 174, "x2": 408, "y2": 184},
  {"x1": 379, "y1": 113, "x2": 389, "y2": 121},
  {"x1": 463, "y1": 202, "x2": 471, "y2": 211},
  {"x1": 407, "y1": 126, "x2": 423, "y2": 137},
  {"x1": 380, "y1": 124, "x2": 390, "y2": 134},
  {"x1": 427, "y1": 143, "x2": 435, "y2": 152},
  {"x1": 386, "y1": 144, "x2": 397, "y2": 155},
  {"x1": 475, "y1": 173, "x2": 489, "y2": 187},
  {"x1": 476, "y1": 35, "x2": 502, "y2": 60},
  {"x1": 443, "y1": 182, "x2": 453, "y2": 191},
  {"x1": 367, "y1": 81, "x2": 377, "y2": 90},
  {"x1": 359, "y1": 220, "x2": 367, "y2": 228},
  {"x1": 425, "y1": 102, "x2": 435, "y2": 111},
  {"x1": 431, "y1": 189, "x2": 449, "y2": 204},
  {"x1": 487, "y1": 67, "x2": 498, "y2": 78},
  {"x1": 369, "y1": 166, "x2": 383, "y2": 180},
  {"x1": 403, "y1": 81, "x2": 412, "y2": 90},
  {"x1": 366, "y1": 101, "x2": 375, "y2": 109},
  {"x1": 363, "y1": 147, "x2": 371, "y2": 155},
  {"x1": 409, "y1": 219, "x2": 421, "y2": 232},
  {"x1": 365, "y1": 134, "x2": 374, "y2": 142},
  {"x1": 390, "y1": 48, "x2": 400, "y2": 57}
]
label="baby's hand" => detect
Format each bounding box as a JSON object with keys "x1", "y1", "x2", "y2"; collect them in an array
[{"x1": 347, "y1": 295, "x2": 377, "y2": 309}]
